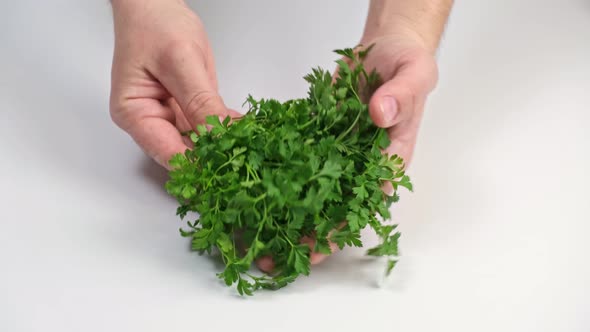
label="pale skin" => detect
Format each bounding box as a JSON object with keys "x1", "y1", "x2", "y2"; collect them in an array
[{"x1": 110, "y1": 0, "x2": 453, "y2": 272}]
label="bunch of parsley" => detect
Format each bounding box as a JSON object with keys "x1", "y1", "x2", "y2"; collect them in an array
[{"x1": 165, "y1": 45, "x2": 412, "y2": 295}]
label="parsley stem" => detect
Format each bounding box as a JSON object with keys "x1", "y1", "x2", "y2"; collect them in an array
[
  {"x1": 350, "y1": 85, "x2": 362, "y2": 102},
  {"x1": 297, "y1": 117, "x2": 316, "y2": 131},
  {"x1": 336, "y1": 106, "x2": 362, "y2": 142},
  {"x1": 246, "y1": 164, "x2": 260, "y2": 182},
  {"x1": 253, "y1": 193, "x2": 267, "y2": 203},
  {"x1": 205, "y1": 154, "x2": 238, "y2": 188},
  {"x1": 271, "y1": 216, "x2": 295, "y2": 248}
]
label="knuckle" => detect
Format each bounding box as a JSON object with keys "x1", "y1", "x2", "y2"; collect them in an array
[
  {"x1": 109, "y1": 98, "x2": 125, "y2": 128},
  {"x1": 398, "y1": 86, "x2": 417, "y2": 113},
  {"x1": 431, "y1": 65, "x2": 440, "y2": 88},
  {"x1": 109, "y1": 99, "x2": 134, "y2": 131},
  {"x1": 399, "y1": 49, "x2": 439, "y2": 92},
  {"x1": 156, "y1": 39, "x2": 205, "y2": 72},
  {"x1": 109, "y1": 77, "x2": 132, "y2": 130},
  {"x1": 184, "y1": 90, "x2": 222, "y2": 120},
  {"x1": 423, "y1": 56, "x2": 439, "y2": 89},
  {"x1": 416, "y1": 55, "x2": 439, "y2": 92}
]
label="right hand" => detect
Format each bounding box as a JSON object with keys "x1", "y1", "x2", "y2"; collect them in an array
[{"x1": 110, "y1": 0, "x2": 240, "y2": 169}]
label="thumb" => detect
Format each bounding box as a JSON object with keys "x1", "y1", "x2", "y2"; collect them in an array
[
  {"x1": 368, "y1": 53, "x2": 437, "y2": 128},
  {"x1": 151, "y1": 42, "x2": 240, "y2": 127}
]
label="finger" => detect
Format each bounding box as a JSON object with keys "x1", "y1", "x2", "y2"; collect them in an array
[
  {"x1": 380, "y1": 130, "x2": 418, "y2": 197},
  {"x1": 385, "y1": 99, "x2": 425, "y2": 163},
  {"x1": 301, "y1": 235, "x2": 340, "y2": 265},
  {"x1": 369, "y1": 53, "x2": 437, "y2": 128},
  {"x1": 377, "y1": 99, "x2": 424, "y2": 196},
  {"x1": 164, "y1": 97, "x2": 242, "y2": 149},
  {"x1": 163, "y1": 97, "x2": 193, "y2": 148},
  {"x1": 150, "y1": 41, "x2": 239, "y2": 128},
  {"x1": 381, "y1": 127, "x2": 418, "y2": 196},
  {"x1": 113, "y1": 99, "x2": 188, "y2": 170},
  {"x1": 303, "y1": 221, "x2": 347, "y2": 265},
  {"x1": 255, "y1": 220, "x2": 345, "y2": 272},
  {"x1": 256, "y1": 255, "x2": 275, "y2": 273},
  {"x1": 204, "y1": 40, "x2": 219, "y2": 92}
]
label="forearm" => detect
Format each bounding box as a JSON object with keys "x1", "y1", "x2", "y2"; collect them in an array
[
  {"x1": 110, "y1": 0, "x2": 185, "y2": 17},
  {"x1": 362, "y1": 0, "x2": 453, "y2": 53}
]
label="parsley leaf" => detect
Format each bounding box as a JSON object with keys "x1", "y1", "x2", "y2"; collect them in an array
[{"x1": 165, "y1": 44, "x2": 413, "y2": 295}]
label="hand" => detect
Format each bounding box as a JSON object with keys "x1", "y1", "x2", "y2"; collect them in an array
[
  {"x1": 256, "y1": 230, "x2": 342, "y2": 273},
  {"x1": 109, "y1": 0, "x2": 240, "y2": 169},
  {"x1": 256, "y1": 34, "x2": 440, "y2": 273},
  {"x1": 363, "y1": 34, "x2": 438, "y2": 167}
]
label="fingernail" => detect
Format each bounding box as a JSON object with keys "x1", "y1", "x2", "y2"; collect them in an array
[
  {"x1": 379, "y1": 96, "x2": 398, "y2": 125},
  {"x1": 154, "y1": 154, "x2": 168, "y2": 170}
]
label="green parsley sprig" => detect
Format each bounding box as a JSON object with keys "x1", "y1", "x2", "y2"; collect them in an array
[{"x1": 165, "y1": 45, "x2": 412, "y2": 295}]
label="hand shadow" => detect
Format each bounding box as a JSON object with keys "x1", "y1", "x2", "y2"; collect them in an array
[{"x1": 139, "y1": 155, "x2": 174, "y2": 198}]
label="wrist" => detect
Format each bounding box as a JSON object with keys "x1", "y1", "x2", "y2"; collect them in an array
[
  {"x1": 361, "y1": 0, "x2": 453, "y2": 54},
  {"x1": 110, "y1": 0, "x2": 185, "y2": 14},
  {"x1": 361, "y1": 18, "x2": 430, "y2": 52}
]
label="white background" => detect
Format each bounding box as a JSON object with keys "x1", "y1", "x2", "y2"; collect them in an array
[{"x1": 1, "y1": 1, "x2": 589, "y2": 331}]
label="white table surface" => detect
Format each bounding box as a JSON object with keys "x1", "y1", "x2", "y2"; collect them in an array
[{"x1": 1, "y1": 1, "x2": 589, "y2": 331}]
